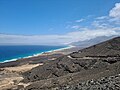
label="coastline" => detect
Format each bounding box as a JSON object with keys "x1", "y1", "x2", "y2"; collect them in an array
[
  {"x1": 1, "y1": 45, "x2": 75, "y2": 63},
  {"x1": 0, "y1": 45, "x2": 76, "y2": 89}
]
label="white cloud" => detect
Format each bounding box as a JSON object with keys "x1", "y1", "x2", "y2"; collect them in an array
[
  {"x1": 0, "y1": 3, "x2": 120, "y2": 45},
  {"x1": 95, "y1": 16, "x2": 108, "y2": 20},
  {"x1": 67, "y1": 27, "x2": 120, "y2": 41},
  {"x1": 92, "y1": 20, "x2": 111, "y2": 29},
  {"x1": 71, "y1": 25, "x2": 80, "y2": 29},
  {"x1": 0, "y1": 26, "x2": 120, "y2": 45},
  {"x1": 109, "y1": 3, "x2": 120, "y2": 19},
  {"x1": 75, "y1": 19, "x2": 85, "y2": 23}
]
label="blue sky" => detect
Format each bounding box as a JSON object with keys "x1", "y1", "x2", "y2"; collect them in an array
[
  {"x1": 0, "y1": 0, "x2": 119, "y2": 35},
  {"x1": 0, "y1": 0, "x2": 120, "y2": 45}
]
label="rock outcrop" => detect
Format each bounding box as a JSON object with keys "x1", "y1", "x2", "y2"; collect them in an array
[{"x1": 22, "y1": 37, "x2": 120, "y2": 90}]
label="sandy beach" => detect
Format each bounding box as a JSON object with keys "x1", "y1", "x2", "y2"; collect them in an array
[
  {"x1": 0, "y1": 63, "x2": 43, "y2": 90},
  {"x1": 0, "y1": 37, "x2": 120, "y2": 90},
  {"x1": 1, "y1": 45, "x2": 75, "y2": 63},
  {"x1": 0, "y1": 45, "x2": 79, "y2": 90}
]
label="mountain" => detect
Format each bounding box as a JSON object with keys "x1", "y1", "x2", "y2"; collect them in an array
[
  {"x1": 71, "y1": 35, "x2": 118, "y2": 47},
  {"x1": 22, "y1": 37, "x2": 120, "y2": 90},
  {"x1": 71, "y1": 36, "x2": 120, "y2": 57}
]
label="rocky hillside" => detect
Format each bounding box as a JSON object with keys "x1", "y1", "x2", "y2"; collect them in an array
[
  {"x1": 21, "y1": 37, "x2": 120, "y2": 90},
  {"x1": 71, "y1": 35, "x2": 117, "y2": 47},
  {"x1": 71, "y1": 36, "x2": 120, "y2": 57}
]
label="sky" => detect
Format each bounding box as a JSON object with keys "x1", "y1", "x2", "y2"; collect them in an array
[{"x1": 0, "y1": 0, "x2": 120, "y2": 45}]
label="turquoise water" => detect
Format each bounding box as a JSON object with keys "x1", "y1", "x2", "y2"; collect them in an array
[{"x1": 0, "y1": 45, "x2": 66, "y2": 62}]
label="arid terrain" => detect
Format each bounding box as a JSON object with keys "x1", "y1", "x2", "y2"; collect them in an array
[
  {"x1": 0, "y1": 37, "x2": 120, "y2": 90},
  {"x1": 0, "y1": 45, "x2": 80, "y2": 90}
]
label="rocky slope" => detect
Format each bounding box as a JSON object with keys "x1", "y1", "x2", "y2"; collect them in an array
[
  {"x1": 52, "y1": 74, "x2": 120, "y2": 90},
  {"x1": 70, "y1": 36, "x2": 120, "y2": 57},
  {"x1": 19, "y1": 37, "x2": 120, "y2": 90},
  {"x1": 71, "y1": 35, "x2": 117, "y2": 47}
]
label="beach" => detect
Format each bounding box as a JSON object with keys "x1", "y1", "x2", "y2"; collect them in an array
[
  {"x1": 0, "y1": 45, "x2": 75, "y2": 63},
  {"x1": 0, "y1": 37, "x2": 120, "y2": 90},
  {"x1": 0, "y1": 45, "x2": 79, "y2": 90}
]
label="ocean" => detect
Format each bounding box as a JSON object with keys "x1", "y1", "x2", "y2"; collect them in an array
[{"x1": 0, "y1": 45, "x2": 66, "y2": 62}]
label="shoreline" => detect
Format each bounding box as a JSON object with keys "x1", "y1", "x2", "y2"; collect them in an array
[{"x1": 1, "y1": 45, "x2": 75, "y2": 63}]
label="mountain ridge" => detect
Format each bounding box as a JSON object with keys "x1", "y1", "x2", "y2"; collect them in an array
[{"x1": 20, "y1": 36, "x2": 120, "y2": 90}]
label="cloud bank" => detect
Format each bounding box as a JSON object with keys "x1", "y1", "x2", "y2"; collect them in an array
[
  {"x1": 109, "y1": 3, "x2": 120, "y2": 19},
  {"x1": 0, "y1": 3, "x2": 120, "y2": 45}
]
